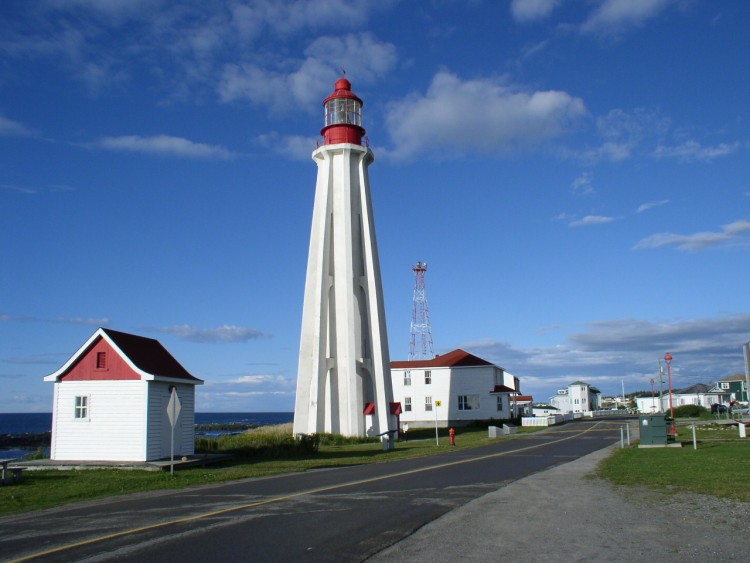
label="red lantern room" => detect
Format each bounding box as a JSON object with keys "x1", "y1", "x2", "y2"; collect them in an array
[{"x1": 321, "y1": 78, "x2": 365, "y2": 145}]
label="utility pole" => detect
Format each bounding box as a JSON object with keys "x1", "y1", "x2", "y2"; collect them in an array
[{"x1": 658, "y1": 359, "x2": 665, "y2": 413}]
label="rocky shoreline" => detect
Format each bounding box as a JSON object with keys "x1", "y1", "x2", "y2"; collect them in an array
[{"x1": 0, "y1": 432, "x2": 51, "y2": 450}]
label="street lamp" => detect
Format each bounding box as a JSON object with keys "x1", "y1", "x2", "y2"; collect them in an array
[
  {"x1": 651, "y1": 378, "x2": 656, "y2": 412},
  {"x1": 664, "y1": 352, "x2": 677, "y2": 435}
]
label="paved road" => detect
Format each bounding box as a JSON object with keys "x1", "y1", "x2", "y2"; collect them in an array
[{"x1": 1, "y1": 419, "x2": 626, "y2": 562}]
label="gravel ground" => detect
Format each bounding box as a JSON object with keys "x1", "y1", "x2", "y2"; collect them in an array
[{"x1": 371, "y1": 445, "x2": 750, "y2": 562}]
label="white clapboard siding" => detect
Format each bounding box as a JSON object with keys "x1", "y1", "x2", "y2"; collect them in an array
[
  {"x1": 146, "y1": 382, "x2": 196, "y2": 460},
  {"x1": 51, "y1": 380, "x2": 149, "y2": 461},
  {"x1": 392, "y1": 365, "x2": 512, "y2": 428}
]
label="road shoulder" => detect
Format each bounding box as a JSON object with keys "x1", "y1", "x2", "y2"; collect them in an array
[{"x1": 371, "y1": 445, "x2": 750, "y2": 562}]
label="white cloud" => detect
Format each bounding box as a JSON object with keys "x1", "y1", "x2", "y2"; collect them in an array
[
  {"x1": 219, "y1": 32, "x2": 397, "y2": 111},
  {"x1": 653, "y1": 140, "x2": 741, "y2": 162},
  {"x1": 571, "y1": 172, "x2": 594, "y2": 195},
  {"x1": 93, "y1": 135, "x2": 235, "y2": 159},
  {"x1": 510, "y1": 0, "x2": 561, "y2": 23},
  {"x1": 569, "y1": 215, "x2": 615, "y2": 227},
  {"x1": 634, "y1": 219, "x2": 750, "y2": 251},
  {"x1": 153, "y1": 324, "x2": 267, "y2": 343},
  {"x1": 2, "y1": 1, "x2": 385, "y2": 103},
  {"x1": 581, "y1": 0, "x2": 673, "y2": 35},
  {"x1": 230, "y1": 0, "x2": 375, "y2": 37},
  {"x1": 305, "y1": 32, "x2": 398, "y2": 81},
  {"x1": 0, "y1": 115, "x2": 35, "y2": 137},
  {"x1": 464, "y1": 313, "x2": 750, "y2": 399},
  {"x1": 585, "y1": 107, "x2": 670, "y2": 162},
  {"x1": 56, "y1": 316, "x2": 111, "y2": 326},
  {"x1": 0, "y1": 313, "x2": 107, "y2": 325},
  {"x1": 229, "y1": 374, "x2": 289, "y2": 385},
  {"x1": 636, "y1": 200, "x2": 669, "y2": 213},
  {"x1": 577, "y1": 141, "x2": 633, "y2": 163},
  {"x1": 1, "y1": 184, "x2": 38, "y2": 194},
  {"x1": 256, "y1": 132, "x2": 320, "y2": 161},
  {"x1": 384, "y1": 71, "x2": 587, "y2": 159}
]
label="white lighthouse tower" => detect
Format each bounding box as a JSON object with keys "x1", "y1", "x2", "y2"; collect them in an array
[{"x1": 293, "y1": 78, "x2": 398, "y2": 439}]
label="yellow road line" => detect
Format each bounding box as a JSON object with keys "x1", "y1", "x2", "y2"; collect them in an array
[{"x1": 9, "y1": 422, "x2": 609, "y2": 562}]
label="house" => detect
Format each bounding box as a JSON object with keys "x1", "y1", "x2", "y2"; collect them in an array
[
  {"x1": 43, "y1": 328, "x2": 203, "y2": 462},
  {"x1": 635, "y1": 383, "x2": 730, "y2": 414},
  {"x1": 511, "y1": 395, "x2": 534, "y2": 417},
  {"x1": 550, "y1": 381, "x2": 601, "y2": 415},
  {"x1": 532, "y1": 404, "x2": 560, "y2": 417},
  {"x1": 717, "y1": 374, "x2": 748, "y2": 403},
  {"x1": 391, "y1": 349, "x2": 520, "y2": 428}
]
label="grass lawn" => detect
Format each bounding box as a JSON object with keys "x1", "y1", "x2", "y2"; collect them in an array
[
  {"x1": 596, "y1": 423, "x2": 750, "y2": 501},
  {"x1": 0, "y1": 425, "x2": 537, "y2": 517}
]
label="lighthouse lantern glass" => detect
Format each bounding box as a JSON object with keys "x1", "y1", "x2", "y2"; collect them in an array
[{"x1": 325, "y1": 98, "x2": 361, "y2": 127}]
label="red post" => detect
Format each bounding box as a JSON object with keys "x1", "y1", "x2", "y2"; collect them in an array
[
  {"x1": 665, "y1": 352, "x2": 677, "y2": 436},
  {"x1": 449, "y1": 428, "x2": 456, "y2": 446}
]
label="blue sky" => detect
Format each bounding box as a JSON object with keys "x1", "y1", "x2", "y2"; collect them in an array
[{"x1": 1, "y1": 0, "x2": 749, "y2": 413}]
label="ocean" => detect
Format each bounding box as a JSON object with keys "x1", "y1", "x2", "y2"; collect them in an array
[{"x1": 0, "y1": 412, "x2": 294, "y2": 459}]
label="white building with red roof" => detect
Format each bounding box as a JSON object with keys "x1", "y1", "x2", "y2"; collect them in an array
[
  {"x1": 44, "y1": 328, "x2": 203, "y2": 462},
  {"x1": 391, "y1": 349, "x2": 520, "y2": 428}
]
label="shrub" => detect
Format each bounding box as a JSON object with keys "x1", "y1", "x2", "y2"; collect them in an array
[
  {"x1": 23, "y1": 448, "x2": 47, "y2": 460},
  {"x1": 672, "y1": 405, "x2": 709, "y2": 418},
  {"x1": 195, "y1": 423, "x2": 319, "y2": 458},
  {"x1": 316, "y1": 433, "x2": 379, "y2": 446}
]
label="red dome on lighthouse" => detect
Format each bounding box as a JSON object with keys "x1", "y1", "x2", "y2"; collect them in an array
[{"x1": 321, "y1": 78, "x2": 366, "y2": 145}]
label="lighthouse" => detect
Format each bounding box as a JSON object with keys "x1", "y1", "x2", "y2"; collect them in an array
[{"x1": 293, "y1": 78, "x2": 397, "y2": 438}]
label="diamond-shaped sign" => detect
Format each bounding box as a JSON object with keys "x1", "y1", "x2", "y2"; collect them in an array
[{"x1": 167, "y1": 388, "x2": 181, "y2": 428}]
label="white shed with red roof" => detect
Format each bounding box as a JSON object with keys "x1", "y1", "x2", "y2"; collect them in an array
[{"x1": 44, "y1": 328, "x2": 203, "y2": 462}]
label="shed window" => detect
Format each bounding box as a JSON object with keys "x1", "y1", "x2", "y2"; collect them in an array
[
  {"x1": 74, "y1": 396, "x2": 88, "y2": 419},
  {"x1": 96, "y1": 351, "x2": 107, "y2": 369}
]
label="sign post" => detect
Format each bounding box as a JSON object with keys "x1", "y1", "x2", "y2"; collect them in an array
[
  {"x1": 166, "y1": 386, "x2": 181, "y2": 476},
  {"x1": 434, "y1": 400, "x2": 442, "y2": 445}
]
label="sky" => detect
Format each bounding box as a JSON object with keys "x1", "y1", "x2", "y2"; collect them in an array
[{"x1": 1, "y1": 0, "x2": 749, "y2": 413}]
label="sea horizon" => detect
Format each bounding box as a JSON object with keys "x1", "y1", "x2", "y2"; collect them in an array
[{"x1": 0, "y1": 411, "x2": 294, "y2": 437}]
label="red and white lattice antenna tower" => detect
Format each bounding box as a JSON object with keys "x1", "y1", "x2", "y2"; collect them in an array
[{"x1": 409, "y1": 261, "x2": 434, "y2": 361}]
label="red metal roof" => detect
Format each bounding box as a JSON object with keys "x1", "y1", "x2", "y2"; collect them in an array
[
  {"x1": 491, "y1": 384, "x2": 516, "y2": 393},
  {"x1": 391, "y1": 349, "x2": 493, "y2": 369},
  {"x1": 322, "y1": 77, "x2": 364, "y2": 106},
  {"x1": 101, "y1": 328, "x2": 201, "y2": 382},
  {"x1": 45, "y1": 328, "x2": 202, "y2": 384}
]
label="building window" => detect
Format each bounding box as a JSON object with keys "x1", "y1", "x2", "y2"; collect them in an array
[
  {"x1": 404, "y1": 370, "x2": 411, "y2": 386},
  {"x1": 496, "y1": 396, "x2": 503, "y2": 411},
  {"x1": 96, "y1": 351, "x2": 107, "y2": 369},
  {"x1": 74, "y1": 396, "x2": 88, "y2": 419},
  {"x1": 458, "y1": 395, "x2": 480, "y2": 411},
  {"x1": 425, "y1": 370, "x2": 432, "y2": 385},
  {"x1": 425, "y1": 396, "x2": 433, "y2": 411},
  {"x1": 720, "y1": 383, "x2": 729, "y2": 389},
  {"x1": 405, "y1": 397, "x2": 412, "y2": 412}
]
